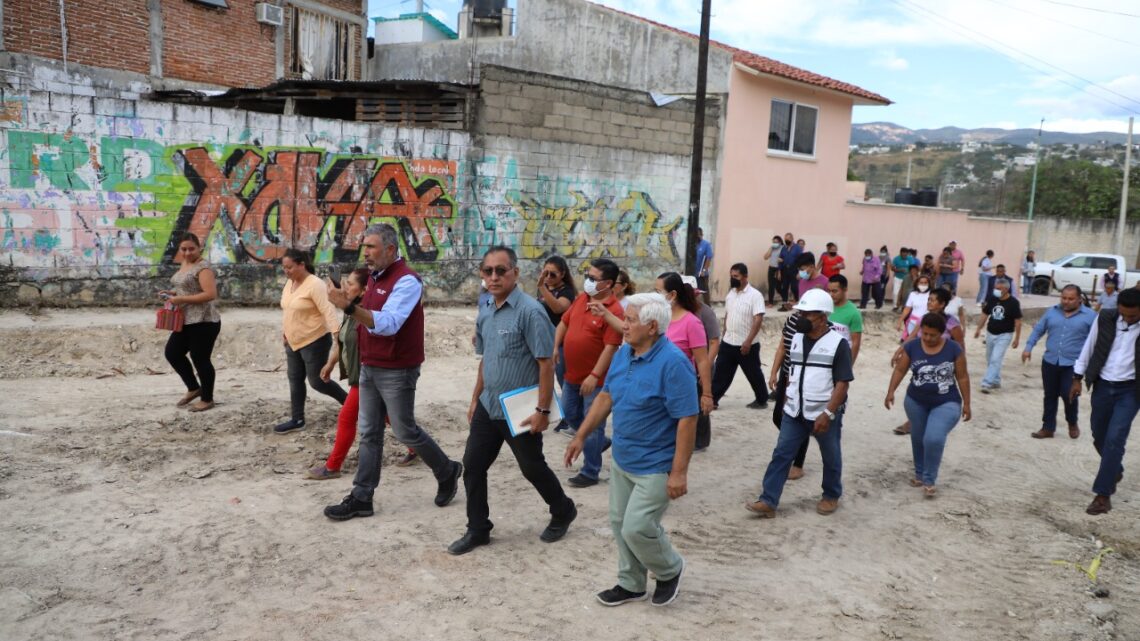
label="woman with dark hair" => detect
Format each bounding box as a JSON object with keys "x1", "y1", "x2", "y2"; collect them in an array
[
  {"x1": 541, "y1": 256, "x2": 577, "y2": 434},
  {"x1": 885, "y1": 313, "x2": 972, "y2": 497},
  {"x1": 656, "y1": 272, "x2": 715, "y2": 448},
  {"x1": 896, "y1": 274, "x2": 933, "y2": 342},
  {"x1": 160, "y1": 232, "x2": 220, "y2": 412},
  {"x1": 890, "y1": 288, "x2": 966, "y2": 436},
  {"x1": 275, "y1": 248, "x2": 347, "y2": 433}
]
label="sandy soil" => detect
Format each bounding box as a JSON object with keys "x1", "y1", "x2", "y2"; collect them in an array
[{"x1": 0, "y1": 303, "x2": 1137, "y2": 641}]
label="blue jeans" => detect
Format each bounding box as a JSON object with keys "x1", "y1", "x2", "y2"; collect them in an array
[
  {"x1": 1021, "y1": 274, "x2": 1033, "y2": 294},
  {"x1": 759, "y1": 412, "x2": 843, "y2": 508},
  {"x1": 976, "y1": 273, "x2": 990, "y2": 303},
  {"x1": 904, "y1": 397, "x2": 961, "y2": 486},
  {"x1": 1089, "y1": 381, "x2": 1139, "y2": 496},
  {"x1": 563, "y1": 381, "x2": 608, "y2": 480},
  {"x1": 983, "y1": 331, "x2": 1013, "y2": 388},
  {"x1": 555, "y1": 345, "x2": 566, "y2": 389},
  {"x1": 1041, "y1": 360, "x2": 1078, "y2": 431},
  {"x1": 937, "y1": 272, "x2": 959, "y2": 293}
]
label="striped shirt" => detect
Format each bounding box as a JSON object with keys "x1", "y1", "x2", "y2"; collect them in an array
[{"x1": 476, "y1": 284, "x2": 556, "y2": 420}]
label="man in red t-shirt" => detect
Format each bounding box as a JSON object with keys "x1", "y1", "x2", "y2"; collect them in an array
[
  {"x1": 554, "y1": 258, "x2": 625, "y2": 487},
  {"x1": 819, "y1": 242, "x2": 846, "y2": 279}
]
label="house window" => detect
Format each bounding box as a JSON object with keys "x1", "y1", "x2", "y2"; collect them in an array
[
  {"x1": 290, "y1": 7, "x2": 354, "y2": 80},
  {"x1": 768, "y1": 99, "x2": 818, "y2": 157}
]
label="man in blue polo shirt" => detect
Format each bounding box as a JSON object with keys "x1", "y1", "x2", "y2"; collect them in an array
[
  {"x1": 565, "y1": 293, "x2": 699, "y2": 608},
  {"x1": 1022, "y1": 284, "x2": 1097, "y2": 439}
]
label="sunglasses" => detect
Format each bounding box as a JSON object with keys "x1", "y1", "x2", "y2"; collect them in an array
[{"x1": 480, "y1": 266, "x2": 511, "y2": 277}]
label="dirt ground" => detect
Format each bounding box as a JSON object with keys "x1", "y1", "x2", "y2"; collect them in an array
[{"x1": 0, "y1": 303, "x2": 1137, "y2": 641}]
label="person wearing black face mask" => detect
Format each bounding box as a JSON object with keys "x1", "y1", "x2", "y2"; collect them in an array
[
  {"x1": 712, "y1": 263, "x2": 769, "y2": 411},
  {"x1": 767, "y1": 291, "x2": 838, "y2": 481},
  {"x1": 750, "y1": 289, "x2": 853, "y2": 518}
]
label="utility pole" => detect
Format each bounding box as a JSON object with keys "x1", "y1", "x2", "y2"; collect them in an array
[
  {"x1": 1118, "y1": 117, "x2": 1134, "y2": 259},
  {"x1": 684, "y1": 0, "x2": 712, "y2": 278},
  {"x1": 1026, "y1": 118, "x2": 1044, "y2": 251}
]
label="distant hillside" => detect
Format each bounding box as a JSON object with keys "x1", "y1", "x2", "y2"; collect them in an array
[{"x1": 852, "y1": 122, "x2": 1129, "y2": 146}]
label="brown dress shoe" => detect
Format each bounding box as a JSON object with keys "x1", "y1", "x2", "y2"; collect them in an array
[
  {"x1": 1031, "y1": 429, "x2": 1054, "y2": 439},
  {"x1": 1068, "y1": 424, "x2": 1080, "y2": 439},
  {"x1": 816, "y1": 498, "x2": 840, "y2": 515},
  {"x1": 745, "y1": 500, "x2": 776, "y2": 518},
  {"x1": 1085, "y1": 495, "x2": 1111, "y2": 515}
]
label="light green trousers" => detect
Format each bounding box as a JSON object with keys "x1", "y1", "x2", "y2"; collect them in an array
[{"x1": 609, "y1": 461, "x2": 684, "y2": 592}]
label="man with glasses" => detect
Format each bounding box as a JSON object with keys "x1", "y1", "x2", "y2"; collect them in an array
[
  {"x1": 323, "y1": 223, "x2": 462, "y2": 520},
  {"x1": 448, "y1": 246, "x2": 578, "y2": 554},
  {"x1": 555, "y1": 258, "x2": 624, "y2": 487}
]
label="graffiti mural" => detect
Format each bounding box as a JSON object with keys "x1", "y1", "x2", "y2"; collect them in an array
[
  {"x1": 1, "y1": 132, "x2": 457, "y2": 267},
  {"x1": 509, "y1": 190, "x2": 682, "y2": 262},
  {"x1": 1, "y1": 119, "x2": 694, "y2": 295}
]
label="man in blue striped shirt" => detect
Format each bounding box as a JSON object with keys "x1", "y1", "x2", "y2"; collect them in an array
[{"x1": 1022, "y1": 285, "x2": 1097, "y2": 439}]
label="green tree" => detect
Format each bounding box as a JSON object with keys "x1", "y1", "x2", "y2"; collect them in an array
[{"x1": 1007, "y1": 159, "x2": 1140, "y2": 219}]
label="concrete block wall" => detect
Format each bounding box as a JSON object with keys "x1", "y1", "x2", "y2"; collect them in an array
[
  {"x1": 1028, "y1": 217, "x2": 1140, "y2": 269},
  {"x1": 0, "y1": 58, "x2": 714, "y2": 306},
  {"x1": 477, "y1": 66, "x2": 721, "y2": 161}
]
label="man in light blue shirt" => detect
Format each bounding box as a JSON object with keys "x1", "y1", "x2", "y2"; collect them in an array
[
  {"x1": 565, "y1": 293, "x2": 699, "y2": 608},
  {"x1": 1022, "y1": 284, "x2": 1097, "y2": 439}
]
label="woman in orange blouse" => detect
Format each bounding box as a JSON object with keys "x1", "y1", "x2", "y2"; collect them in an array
[{"x1": 275, "y1": 248, "x2": 347, "y2": 433}]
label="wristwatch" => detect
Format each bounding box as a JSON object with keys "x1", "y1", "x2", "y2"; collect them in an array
[{"x1": 823, "y1": 408, "x2": 836, "y2": 420}]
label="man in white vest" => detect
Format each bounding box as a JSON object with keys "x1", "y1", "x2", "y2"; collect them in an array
[{"x1": 746, "y1": 289, "x2": 854, "y2": 517}]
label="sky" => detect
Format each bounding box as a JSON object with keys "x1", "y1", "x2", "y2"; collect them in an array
[{"x1": 367, "y1": 0, "x2": 1140, "y2": 134}]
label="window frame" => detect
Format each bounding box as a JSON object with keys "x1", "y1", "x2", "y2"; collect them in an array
[{"x1": 766, "y1": 98, "x2": 820, "y2": 160}]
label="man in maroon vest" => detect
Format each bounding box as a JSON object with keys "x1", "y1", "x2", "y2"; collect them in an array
[{"x1": 323, "y1": 223, "x2": 462, "y2": 520}]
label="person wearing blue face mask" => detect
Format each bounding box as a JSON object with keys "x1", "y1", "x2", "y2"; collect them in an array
[{"x1": 974, "y1": 277, "x2": 1022, "y2": 393}]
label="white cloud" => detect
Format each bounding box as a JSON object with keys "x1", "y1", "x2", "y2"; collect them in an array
[{"x1": 872, "y1": 51, "x2": 909, "y2": 71}]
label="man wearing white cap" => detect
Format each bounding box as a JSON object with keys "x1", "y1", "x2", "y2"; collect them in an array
[{"x1": 746, "y1": 289, "x2": 854, "y2": 518}]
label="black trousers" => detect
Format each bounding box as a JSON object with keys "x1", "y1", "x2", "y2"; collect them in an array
[
  {"x1": 859, "y1": 282, "x2": 884, "y2": 309},
  {"x1": 1041, "y1": 360, "x2": 1079, "y2": 431},
  {"x1": 697, "y1": 275, "x2": 711, "y2": 304},
  {"x1": 165, "y1": 321, "x2": 221, "y2": 402},
  {"x1": 767, "y1": 267, "x2": 783, "y2": 303},
  {"x1": 712, "y1": 342, "x2": 769, "y2": 405},
  {"x1": 696, "y1": 377, "x2": 712, "y2": 450},
  {"x1": 285, "y1": 333, "x2": 347, "y2": 420},
  {"x1": 462, "y1": 401, "x2": 574, "y2": 534}
]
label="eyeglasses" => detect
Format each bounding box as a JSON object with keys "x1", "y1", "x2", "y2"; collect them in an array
[{"x1": 480, "y1": 266, "x2": 511, "y2": 277}]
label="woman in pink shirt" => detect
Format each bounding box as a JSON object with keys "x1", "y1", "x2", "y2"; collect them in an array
[{"x1": 657, "y1": 273, "x2": 715, "y2": 448}]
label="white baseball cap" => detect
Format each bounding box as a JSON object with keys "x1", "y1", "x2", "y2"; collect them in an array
[
  {"x1": 681, "y1": 275, "x2": 705, "y2": 294},
  {"x1": 793, "y1": 289, "x2": 834, "y2": 314}
]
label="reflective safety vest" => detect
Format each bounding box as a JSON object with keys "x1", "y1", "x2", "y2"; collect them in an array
[{"x1": 784, "y1": 330, "x2": 843, "y2": 421}]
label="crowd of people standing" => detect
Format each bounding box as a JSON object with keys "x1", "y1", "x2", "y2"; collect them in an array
[{"x1": 153, "y1": 226, "x2": 1139, "y2": 606}]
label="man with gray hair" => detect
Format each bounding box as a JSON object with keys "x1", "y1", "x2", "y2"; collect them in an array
[
  {"x1": 565, "y1": 293, "x2": 699, "y2": 607},
  {"x1": 974, "y1": 276, "x2": 1022, "y2": 393},
  {"x1": 323, "y1": 223, "x2": 462, "y2": 520}
]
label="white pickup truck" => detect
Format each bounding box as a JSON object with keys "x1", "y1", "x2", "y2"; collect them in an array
[{"x1": 1030, "y1": 253, "x2": 1139, "y2": 295}]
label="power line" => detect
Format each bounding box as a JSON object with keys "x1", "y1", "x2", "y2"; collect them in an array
[
  {"x1": 1039, "y1": 0, "x2": 1140, "y2": 19},
  {"x1": 892, "y1": 0, "x2": 1140, "y2": 114},
  {"x1": 979, "y1": 0, "x2": 1140, "y2": 49}
]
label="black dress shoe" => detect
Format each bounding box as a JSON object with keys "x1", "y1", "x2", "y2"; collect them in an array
[
  {"x1": 435, "y1": 461, "x2": 463, "y2": 507},
  {"x1": 447, "y1": 530, "x2": 490, "y2": 555},
  {"x1": 323, "y1": 494, "x2": 374, "y2": 521},
  {"x1": 540, "y1": 502, "x2": 577, "y2": 542},
  {"x1": 273, "y1": 418, "x2": 305, "y2": 434},
  {"x1": 567, "y1": 473, "x2": 598, "y2": 488}
]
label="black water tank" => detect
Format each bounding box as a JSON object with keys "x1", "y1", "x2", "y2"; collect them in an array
[
  {"x1": 917, "y1": 187, "x2": 938, "y2": 207},
  {"x1": 894, "y1": 188, "x2": 917, "y2": 205},
  {"x1": 473, "y1": 0, "x2": 505, "y2": 18}
]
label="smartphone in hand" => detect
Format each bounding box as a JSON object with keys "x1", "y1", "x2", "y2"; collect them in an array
[{"x1": 328, "y1": 267, "x2": 342, "y2": 288}]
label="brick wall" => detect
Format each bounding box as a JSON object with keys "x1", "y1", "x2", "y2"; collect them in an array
[
  {"x1": 4, "y1": 0, "x2": 151, "y2": 75},
  {"x1": 4, "y1": 0, "x2": 365, "y2": 87},
  {"x1": 0, "y1": 57, "x2": 715, "y2": 306}
]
